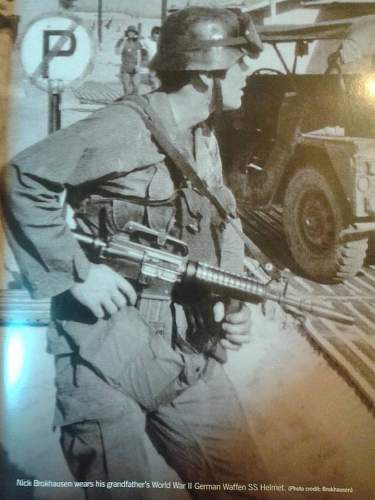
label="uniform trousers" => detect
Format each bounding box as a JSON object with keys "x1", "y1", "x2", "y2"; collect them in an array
[{"x1": 59, "y1": 350, "x2": 268, "y2": 500}]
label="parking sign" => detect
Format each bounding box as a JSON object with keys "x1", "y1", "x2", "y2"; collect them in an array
[{"x1": 20, "y1": 13, "x2": 93, "y2": 91}]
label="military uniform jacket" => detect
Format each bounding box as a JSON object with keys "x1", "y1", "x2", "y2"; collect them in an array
[{"x1": 3, "y1": 92, "x2": 244, "y2": 425}]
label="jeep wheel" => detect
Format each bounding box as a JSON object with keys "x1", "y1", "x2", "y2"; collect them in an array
[{"x1": 283, "y1": 167, "x2": 368, "y2": 283}]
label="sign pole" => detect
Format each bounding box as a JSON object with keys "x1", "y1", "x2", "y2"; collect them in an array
[
  {"x1": 48, "y1": 80, "x2": 62, "y2": 134},
  {"x1": 98, "y1": 0, "x2": 103, "y2": 47}
]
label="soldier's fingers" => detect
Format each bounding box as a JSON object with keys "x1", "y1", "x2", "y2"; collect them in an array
[
  {"x1": 87, "y1": 300, "x2": 105, "y2": 319},
  {"x1": 225, "y1": 304, "x2": 251, "y2": 324},
  {"x1": 213, "y1": 301, "x2": 225, "y2": 323},
  {"x1": 222, "y1": 321, "x2": 251, "y2": 336},
  {"x1": 111, "y1": 289, "x2": 127, "y2": 309},
  {"x1": 223, "y1": 332, "x2": 251, "y2": 345},
  {"x1": 116, "y1": 276, "x2": 137, "y2": 305},
  {"x1": 101, "y1": 297, "x2": 118, "y2": 316},
  {"x1": 220, "y1": 338, "x2": 242, "y2": 351}
]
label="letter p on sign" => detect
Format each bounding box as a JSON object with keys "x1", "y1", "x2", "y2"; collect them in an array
[{"x1": 42, "y1": 30, "x2": 77, "y2": 78}]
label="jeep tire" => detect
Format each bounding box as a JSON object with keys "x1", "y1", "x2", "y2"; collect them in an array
[{"x1": 283, "y1": 166, "x2": 368, "y2": 283}]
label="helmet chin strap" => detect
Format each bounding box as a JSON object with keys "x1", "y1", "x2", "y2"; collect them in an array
[{"x1": 208, "y1": 75, "x2": 224, "y2": 129}]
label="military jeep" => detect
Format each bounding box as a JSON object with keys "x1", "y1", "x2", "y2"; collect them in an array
[{"x1": 221, "y1": 16, "x2": 375, "y2": 283}]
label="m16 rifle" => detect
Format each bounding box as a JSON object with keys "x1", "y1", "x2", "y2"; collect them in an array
[{"x1": 74, "y1": 221, "x2": 354, "y2": 328}]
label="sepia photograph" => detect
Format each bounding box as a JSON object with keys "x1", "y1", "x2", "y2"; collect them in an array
[{"x1": 0, "y1": 1, "x2": 374, "y2": 499}]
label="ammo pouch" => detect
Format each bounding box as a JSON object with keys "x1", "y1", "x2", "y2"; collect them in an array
[
  {"x1": 72, "y1": 194, "x2": 174, "y2": 239},
  {"x1": 176, "y1": 184, "x2": 237, "y2": 264}
]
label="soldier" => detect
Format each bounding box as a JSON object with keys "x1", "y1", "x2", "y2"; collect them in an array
[
  {"x1": 2, "y1": 7, "x2": 267, "y2": 500},
  {"x1": 115, "y1": 25, "x2": 143, "y2": 95}
]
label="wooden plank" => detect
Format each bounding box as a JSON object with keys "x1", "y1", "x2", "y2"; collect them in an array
[{"x1": 304, "y1": 319, "x2": 375, "y2": 408}]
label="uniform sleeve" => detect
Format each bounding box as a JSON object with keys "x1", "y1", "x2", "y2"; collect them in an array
[
  {"x1": 203, "y1": 129, "x2": 245, "y2": 275},
  {"x1": 220, "y1": 217, "x2": 245, "y2": 275},
  {"x1": 213, "y1": 185, "x2": 245, "y2": 275},
  {"x1": 1, "y1": 103, "x2": 162, "y2": 299},
  {"x1": 2, "y1": 165, "x2": 91, "y2": 299}
]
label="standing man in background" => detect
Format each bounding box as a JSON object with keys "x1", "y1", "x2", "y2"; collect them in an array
[
  {"x1": 142, "y1": 25, "x2": 161, "y2": 90},
  {"x1": 115, "y1": 25, "x2": 142, "y2": 95}
]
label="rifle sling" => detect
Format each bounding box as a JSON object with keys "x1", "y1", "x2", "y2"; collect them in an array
[{"x1": 123, "y1": 95, "x2": 276, "y2": 277}]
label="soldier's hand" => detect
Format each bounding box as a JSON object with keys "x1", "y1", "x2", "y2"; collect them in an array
[
  {"x1": 213, "y1": 300, "x2": 252, "y2": 351},
  {"x1": 70, "y1": 263, "x2": 137, "y2": 319}
]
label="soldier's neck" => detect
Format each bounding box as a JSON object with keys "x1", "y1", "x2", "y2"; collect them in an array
[{"x1": 167, "y1": 85, "x2": 211, "y2": 133}]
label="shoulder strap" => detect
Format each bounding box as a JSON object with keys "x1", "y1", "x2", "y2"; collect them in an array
[
  {"x1": 122, "y1": 95, "x2": 278, "y2": 280},
  {"x1": 123, "y1": 96, "x2": 226, "y2": 213}
]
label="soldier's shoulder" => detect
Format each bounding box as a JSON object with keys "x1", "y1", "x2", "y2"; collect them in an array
[
  {"x1": 89, "y1": 100, "x2": 148, "y2": 126},
  {"x1": 79, "y1": 99, "x2": 152, "y2": 143}
]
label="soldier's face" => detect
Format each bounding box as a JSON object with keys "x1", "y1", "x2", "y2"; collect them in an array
[{"x1": 221, "y1": 55, "x2": 252, "y2": 110}]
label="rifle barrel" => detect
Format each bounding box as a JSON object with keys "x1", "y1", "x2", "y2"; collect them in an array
[{"x1": 266, "y1": 292, "x2": 354, "y2": 325}]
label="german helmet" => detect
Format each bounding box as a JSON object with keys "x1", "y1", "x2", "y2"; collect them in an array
[{"x1": 150, "y1": 7, "x2": 263, "y2": 72}]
